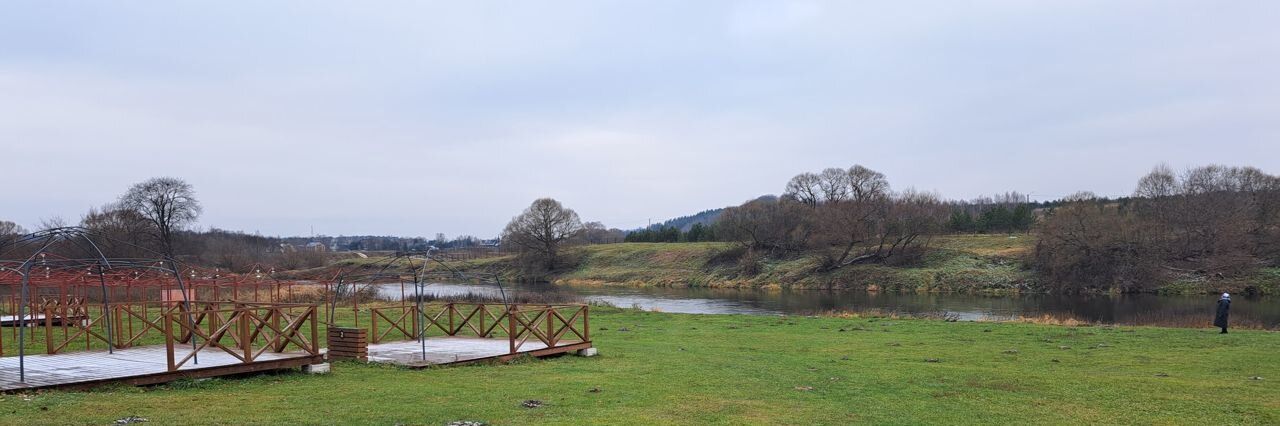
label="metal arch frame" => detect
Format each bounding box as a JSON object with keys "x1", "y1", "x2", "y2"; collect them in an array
[
  {"x1": 0, "y1": 227, "x2": 204, "y2": 383},
  {"x1": 326, "y1": 249, "x2": 509, "y2": 362}
]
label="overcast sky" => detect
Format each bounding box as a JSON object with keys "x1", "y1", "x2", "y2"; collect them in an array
[{"x1": 2, "y1": 1, "x2": 1277, "y2": 238}]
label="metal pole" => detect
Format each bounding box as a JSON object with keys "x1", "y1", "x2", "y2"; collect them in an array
[
  {"x1": 416, "y1": 258, "x2": 427, "y2": 361},
  {"x1": 97, "y1": 265, "x2": 114, "y2": 354},
  {"x1": 170, "y1": 259, "x2": 199, "y2": 365},
  {"x1": 18, "y1": 262, "x2": 30, "y2": 383}
]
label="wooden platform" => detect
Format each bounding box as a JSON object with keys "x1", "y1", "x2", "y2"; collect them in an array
[
  {"x1": 0, "y1": 345, "x2": 322, "y2": 391},
  {"x1": 0, "y1": 313, "x2": 87, "y2": 327},
  {"x1": 364, "y1": 337, "x2": 591, "y2": 367}
]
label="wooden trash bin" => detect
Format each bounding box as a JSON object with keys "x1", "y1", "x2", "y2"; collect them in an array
[{"x1": 327, "y1": 327, "x2": 368, "y2": 361}]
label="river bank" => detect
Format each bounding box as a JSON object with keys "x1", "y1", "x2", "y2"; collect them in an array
[
  {"x1": 4, "y1": 307, "x2": 1276, "y2": 424},
  {"x1": 337, "y1": 235, "x2": 1277, "y2": 296}
]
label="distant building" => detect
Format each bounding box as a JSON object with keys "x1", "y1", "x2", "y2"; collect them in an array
[{"x1": 280, "y1": 242, "x2": 329, "y2": 253}]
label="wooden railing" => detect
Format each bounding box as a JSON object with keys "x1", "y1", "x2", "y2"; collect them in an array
[
  {"x1": 163, "y1": 302, "x2": 320, "y2": 371},
  {"x1": 509, "y1": 304, "x2": 589, "y2": 353},
  {"x1": 369, "y1": 303, "x2": 589, "y2": 354},
  {"x1": 0, "y1": 300, "x2": 320, "y2": 371}
]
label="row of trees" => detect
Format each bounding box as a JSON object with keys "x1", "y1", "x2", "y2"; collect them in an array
[
  {"x1": 2, "y1": 177, "x2": 331, "y2": 272},
  {"x1": 1035, "y1": 165, "x2": 1280, "y2": 292},
  {"x1": 717, "y1": 165, "x2": 948, "y2": 269},
  {"x1": 623, "y1": 223, "x2": 716, "y2": 243},
  {"x1": 945, "y1": 205, "x2": 1036, "y2": 234},
  {"x1": 1, "y1": 177, "x2": 204, "y2": 260}
]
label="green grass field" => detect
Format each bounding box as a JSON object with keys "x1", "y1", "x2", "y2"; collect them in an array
[
  {"x1": 3, "y1": 308, "x2": 1276, "y2": 425},
  {"x1": 451, "y1": 235, "x2": 1038, "y2": 293}
]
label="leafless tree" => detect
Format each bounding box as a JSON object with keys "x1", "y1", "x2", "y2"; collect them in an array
[
  {"x1": 578, "y1": 221, "x2": 624, "y2": 244},
  {"x1": 815, "y1": 165, "x2": 893, "y2": 268},
  {"x1": 80, "y1": 204, "x2": 155, "y2": 257},
  {"x1": 1134, "y1": 164, "x2": 1177, "y2": 199},
  {"x1": 1035, "y1": 192, "x2": 1159, "y2": 292},
  {"x1": 501, "y1": 198, "x2": 584, "y2": 274},
  {"x1": 38, "y1": 216, "x2": 69, "y2": 231},
  {"x1": 784, "y1": 172, "x2": 822, "y2": 207},
  {"x1": 1040, "y1": 164, "x2": 1280, "y2": 292},
  {"x1": 0, "y1": 221, "x2": 25, "y2": 236},
  {"x1": 718, "y1": 196, "x2": 811, "y2": 255},
  {"x1": 0, "y1": 220, "x2": 26, "y2": 253},
  {"x1": 817, "y1": 168, "x2": 851, "y2": 202},
  {"x1": 119, "y1": 177, "x2": 202, "y2": 258}
]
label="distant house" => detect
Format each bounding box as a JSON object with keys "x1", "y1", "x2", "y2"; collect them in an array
[{"x1": 280, "y1": 242, "x2": 328, "y2": 253}]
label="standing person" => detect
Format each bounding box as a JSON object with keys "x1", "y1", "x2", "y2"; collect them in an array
[{"x1": 1214, "y1": 293, "x2": 1231, "y2": 334}]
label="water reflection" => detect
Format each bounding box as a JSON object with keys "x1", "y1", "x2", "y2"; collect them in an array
[{"x1": 372, "y1": 282, "x2": 1280, "y2": 328}]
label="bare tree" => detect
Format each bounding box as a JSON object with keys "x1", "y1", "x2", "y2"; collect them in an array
[
  {"x1": 578, "y1": 221, "x2": 624, "y2": 244},
  {"x1": 718, "y1": 196, "x2": 811, "y2": 255},
  {"x1": 784, "y1": 172, "x2": 822, "y2": 207},
  {"x1": 816, "y1": 165, "x2": 892, "y2": 268},
  {"x1": 81, "y1": 204, "x2": 154, "y2": 257},
  {"x1": 501, "y1": 198, "x2": 584, "y2": 273},
  {"x1": 38, "y1": 216, "x2": 69, "y2": 231},
  {"x1": 1035, "y1": 192, "x2": 1159, "y2": 292},
  {"x1": 0, "y1": 220, "x2": 25, "y2": 236},
  {"x1": 817, "y1": 168, "x2": 851, "y2": 202},
  {"x1": 0, "y1": 220, "x2": 26, "y2": 253},
  {"x1": 119, "y1": 177, "x2": 202, "y2": 258},
  {"x1": 1134, "y1": 164, "x2": 1176, "y2": 199},
  {"x1": 848, "y1": 165, "x2": 890, "y2": 202}
]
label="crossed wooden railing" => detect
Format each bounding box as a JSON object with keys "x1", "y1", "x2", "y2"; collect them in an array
[
  {"x1": 0, "y1": 300, "x2": 320, "y2": 372},
  {"x1": 369, "y1": 303, "x2": 589, "y2": 354},
  {"x1": 163, "y1": 302, "x2": 320, "y2": 371}
]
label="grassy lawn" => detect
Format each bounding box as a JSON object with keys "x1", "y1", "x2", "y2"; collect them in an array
[{"x1": 2, "y1": 308, "x2": 1276, "y2": 425}]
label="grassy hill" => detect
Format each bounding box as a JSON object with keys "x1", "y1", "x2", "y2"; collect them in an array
[
  {"x1": 316, "y1": 235, "x2": 1036, "y2": 293},
  {"x1": 319, "y1": 234, "x2": 1277, "y2": 294},
  {"x1": 547, "y1": 235, "x2": 1036, "y2": 293}
]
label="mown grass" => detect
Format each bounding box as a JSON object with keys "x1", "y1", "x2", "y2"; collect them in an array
[{"x1": 2, "y1": 308, "x2": 1276, "y2": 425}]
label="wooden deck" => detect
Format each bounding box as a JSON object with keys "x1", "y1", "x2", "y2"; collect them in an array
[
  {"x1": 365, "y1": 337, "x2": 591, "y2": 367},
  {"x1": 0, "y1": 345, "x2": 322, "y2": 391},
  {"x1": 0, "y1": 313, "x2": 87, "y2": 327}
]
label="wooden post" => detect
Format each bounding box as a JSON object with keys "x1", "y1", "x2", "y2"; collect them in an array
[
  {"x1": 239, "y1": 306, "x2": 252, "y2": 363},
  {"x1": 272, "y1": 306, "x2": 282, "y2": 349},
  {"x1": 508, "y1": 305, "x2": 517, "y2": 355},
  {"x1": 546, "y1": 308, "x2": 555, "y2": 347},
  {"x1": 164, "y1": 312, "x2": 176, "y2": 371},
  {"x1": 371, "y1": 309, "x2": 380, "y2": 344},
  {"x1": 309, "y1": 307, "x2": 318, "y2": 354},
  {"x1": 44, "y1": 306, "x2": 54, "y2": 354},
  {"x1": 448, "y1": 304, "x2": 455, "y2": 336},
  {"x1": 409, "y1": 305, "x2": 418, "y2": 340},
  {"x1": 583, "y1": 305, "x2": 590, "y2": 342}
]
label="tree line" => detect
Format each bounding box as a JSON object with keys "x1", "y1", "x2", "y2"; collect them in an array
[
  {"x1": 623, "y1": 222, "x2": 716, "y2": 243},
  {"x1": 716, "y1": 165, "x2": 949, "y2": 270},
  {"x1": 1, "y1": 177, "x2": 324, "y2": 272},
  {"x1": 1035, "y1": 165, "x2": 1280, "y2": 292}
]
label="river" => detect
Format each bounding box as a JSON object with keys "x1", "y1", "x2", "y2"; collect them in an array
[{"x1": 370, "y1": 282, "x2": 1280, "y2": 329}]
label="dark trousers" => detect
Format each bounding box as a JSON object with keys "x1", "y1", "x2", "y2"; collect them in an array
[{"x1": 1220, "y1": 326, "x2": 1228, "y2": 334}]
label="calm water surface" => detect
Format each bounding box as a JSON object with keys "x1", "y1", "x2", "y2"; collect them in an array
[{"x1": 374, "y1": 282, "x2": 1280, "y2": 329}]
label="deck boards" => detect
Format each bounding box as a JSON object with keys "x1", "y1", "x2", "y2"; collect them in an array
[
  {"x1": 0, "y1": 314, "x2": 86, "y2": 327},
  {"x1": 365, "y1": 337, "x2": 559, "y2": 366},
  {"x1": 0, "y1": 345, "x2": 314, "y2": 391},
  {"x1": 1, "y1": 337, "x2": 591, "y2": 391}
]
